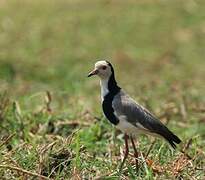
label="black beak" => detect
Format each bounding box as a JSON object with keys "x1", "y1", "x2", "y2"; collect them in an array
[{"x1": 87, "y1": 69, "x2": 98, "y2": 77}]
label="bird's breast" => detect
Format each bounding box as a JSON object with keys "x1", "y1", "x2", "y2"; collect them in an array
[{"x1": 102, "y1": 94, "x2": 119, "y2": 125}]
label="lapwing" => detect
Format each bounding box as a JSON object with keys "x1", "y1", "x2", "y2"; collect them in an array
[{"x1": 88, "y1": 60, "x2": 181, "y2": 170}]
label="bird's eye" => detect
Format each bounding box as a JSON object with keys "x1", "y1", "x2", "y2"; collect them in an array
[{"x1": 102, "y1": 66, "x2": 107, "y2": 70}]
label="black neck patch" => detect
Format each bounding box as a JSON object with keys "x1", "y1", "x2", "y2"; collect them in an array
[{"x1": 102, "y1": 62, "x2": 121, "y2": 125}]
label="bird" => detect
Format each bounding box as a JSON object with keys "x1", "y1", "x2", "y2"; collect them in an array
[{"x1": 88, "y1": 60, "x2": 181, "y2": 171}]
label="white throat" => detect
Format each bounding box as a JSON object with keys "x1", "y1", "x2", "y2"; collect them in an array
[{"x1": 100, "y1": 78, "x2": 109, "y2": 101}]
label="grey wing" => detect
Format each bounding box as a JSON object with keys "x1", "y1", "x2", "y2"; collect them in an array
[
  {"x1": 112, "y1": 91, "x2": 163, "y2": 133},
  {"x1": 113, "y1": 91, "x2": 181, "y2": 148}
]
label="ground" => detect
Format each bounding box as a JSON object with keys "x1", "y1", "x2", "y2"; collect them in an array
[{"x1": 0, "y1": 0, "x2": 205, "y2": 179}]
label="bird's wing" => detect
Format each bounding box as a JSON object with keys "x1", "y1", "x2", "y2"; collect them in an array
[
  {"x1": 112, "y1": 90, "x2": 181, "y2": 148},
  {"x1": 112, "y1": 91, "x2": 163, "y2": 133}
]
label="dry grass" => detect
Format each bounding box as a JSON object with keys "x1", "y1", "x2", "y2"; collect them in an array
[{"x1": 0, "y1": 0, "x2": 205, "y2": 179}]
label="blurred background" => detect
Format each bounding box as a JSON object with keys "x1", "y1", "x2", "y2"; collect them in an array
[
  {"x1": 0, "y1": 0, "x2": 205, "y2": 179},
  {"x1": 0, "y1": 0, "x2": 204, "y2": 98}
]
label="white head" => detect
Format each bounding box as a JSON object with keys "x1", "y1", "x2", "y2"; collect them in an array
[{"x1": 88, "y1": 60, "x2": 113, "y2": 79}]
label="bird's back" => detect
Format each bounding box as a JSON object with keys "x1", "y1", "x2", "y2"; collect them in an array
[{"x1": 112, "y1": 90, "x2": 181, "y2": 148}]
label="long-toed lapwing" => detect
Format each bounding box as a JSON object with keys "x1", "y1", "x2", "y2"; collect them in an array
[{"x1": 88, "y1": 60, "x2": 181, "y2": 170}]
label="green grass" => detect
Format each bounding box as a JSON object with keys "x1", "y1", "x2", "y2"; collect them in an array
[{"x1": 0, "y1": 0, "x2": 205, "y2": 179}]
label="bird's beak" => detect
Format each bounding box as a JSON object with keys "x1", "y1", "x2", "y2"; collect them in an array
[{"x1": 88, "y1": 69, "x2": 98, "y2": 77}]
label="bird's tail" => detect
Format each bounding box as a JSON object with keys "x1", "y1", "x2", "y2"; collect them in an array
[{"x1": 162, "y1": 130, "x2": 181, "y2": 149}]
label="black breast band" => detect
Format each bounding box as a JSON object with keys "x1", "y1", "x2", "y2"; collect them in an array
[{"x1": 102, "y1": 62, "x2": 121, "y2": 125}]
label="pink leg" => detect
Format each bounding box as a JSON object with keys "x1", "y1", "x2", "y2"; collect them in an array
[
  {"x1": 119, "y1": 133, "x2": 129, "y2": 171},
  {"x1": 130, "y1": 136, "x2": 139, "y2": 171}
]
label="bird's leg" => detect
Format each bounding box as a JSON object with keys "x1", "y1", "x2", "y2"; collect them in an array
[
  {"x1": 119, "y1": 133, "x2": 129, "y2": 172},
  {"x1": 130, "y1": 136, "x2": 139, "y2": 171}
]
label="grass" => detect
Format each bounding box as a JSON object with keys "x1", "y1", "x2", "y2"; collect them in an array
[{"x1": 0, "y1": 0, "x2": 205, "y2": 179}]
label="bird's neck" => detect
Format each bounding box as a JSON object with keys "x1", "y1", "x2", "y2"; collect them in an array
[{"x1": 100, "y1": 73, "x2": 121, "y2": 101}]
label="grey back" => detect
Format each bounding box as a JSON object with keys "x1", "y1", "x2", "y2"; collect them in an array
[{"x1": 112, "y1": 90, "x2": 169, "y2": 134}]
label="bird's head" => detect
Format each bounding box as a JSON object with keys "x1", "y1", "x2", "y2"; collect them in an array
[{"x1": 88, "y1": 60, "x2": 113, "y2": 79}]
